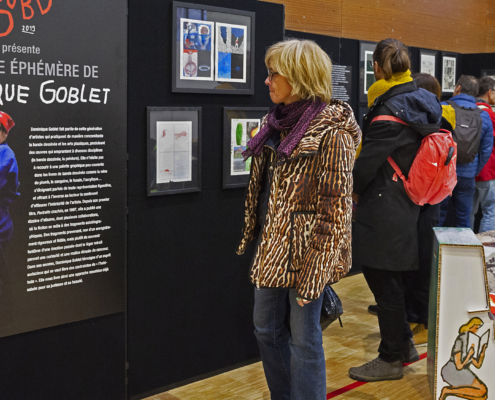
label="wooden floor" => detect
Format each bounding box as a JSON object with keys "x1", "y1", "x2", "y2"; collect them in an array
[{"x1": 145, "y1": 273, "x2": 431, "y2": 400}]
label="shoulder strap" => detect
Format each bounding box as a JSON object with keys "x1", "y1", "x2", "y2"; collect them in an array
[
  {"x1": 447, "y1": 100, "x2": 483, "y2": 115},
  {"x1": 370, "y1": 116, "x2": 408, "y2": 181},
  {"x1": 446, "y1": 100, "x2": 461, "y2": 110},
  {"x1": 371, "y1": 115, "x2": 409, "y2": 126}
]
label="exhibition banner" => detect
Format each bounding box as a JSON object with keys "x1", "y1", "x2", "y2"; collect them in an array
[{"x1": 0, "y1": 0, "x2": 126, "y2": 337}]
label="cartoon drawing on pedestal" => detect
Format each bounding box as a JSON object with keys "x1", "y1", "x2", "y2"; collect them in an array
[{"x1": 439, "y1": 317, "x2": 489, "y2": 400}]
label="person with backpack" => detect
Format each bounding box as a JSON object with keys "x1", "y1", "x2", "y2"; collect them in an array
[
  {"x1": 438, "y1": 75, "x2": 493, "y2": 228},
  {"x1": 370, "y1": 73, "x2": 458, "y2": 346},
  {"x1": 471, "y1": 76, "x2": 495, "y2": 233},
  {"x1": 350, "y1": 38, "x2": 443, "y2": 382}
]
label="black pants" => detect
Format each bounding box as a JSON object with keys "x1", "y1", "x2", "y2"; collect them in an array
[
  {"x1": 403, "y1": 203, "x2": 440, "y2": 326},
  {"x1": 362, "y1": 266, "x2": 412, "y2": 363}
]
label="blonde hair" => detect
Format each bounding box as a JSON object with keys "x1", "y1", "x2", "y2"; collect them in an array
[
  {"x1": 373, "y1": 38, "x2": 410, "y2": 81},
  {"x1": 265, "y1": 39, "x2": 333, "y2": 103},
  {"x1": 459, "y1": 317, "x2": 483, "y2": 333}
]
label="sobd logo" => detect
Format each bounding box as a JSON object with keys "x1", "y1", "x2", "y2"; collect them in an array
[{"x1": 0, "y1": 0, "x2": 52, "y2": 37}]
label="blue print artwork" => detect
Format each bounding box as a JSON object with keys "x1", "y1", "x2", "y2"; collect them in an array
[
  {"x1": 231, "y1": 28, "x2": 244, "y2": 39},
  {"x1": 218, "y1": 52, "x2": 231, "y2": 79},
  {"x1": 220, "y1": 26, "x2": 228, "y2": 44}
]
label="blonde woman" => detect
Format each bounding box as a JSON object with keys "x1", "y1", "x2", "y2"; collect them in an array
[
  {"x1": 439, "y1": 317, "x2": 488, "y2": 400},
  {"x1": 236, "y1": 39, "x2": 361, "y2": 399}
]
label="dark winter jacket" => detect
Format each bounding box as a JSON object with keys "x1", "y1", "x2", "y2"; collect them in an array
[
  {"x1": 353, "y1": 81, "x2": 442, "y2": 271},
  {"x1": 441, "y1": 93, "x2": 493, "y2": 178},
  {"x1": 475, "y1": 100, "x2": 495, "y2": 182}
]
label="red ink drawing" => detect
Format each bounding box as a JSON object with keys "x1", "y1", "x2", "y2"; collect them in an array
[{"x1": 174, "y1": 131, "x2": 187, "y2": 140}]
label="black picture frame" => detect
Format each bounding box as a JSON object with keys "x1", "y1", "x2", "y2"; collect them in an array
[
  {"x1": 419, "y1": 49, "x2": 437, "y2": 77},
  {"x1": 359, "y1": 41, "x2": 377, "y2": 104},
  {"x1": 172, "y1": 1, "x2": 255, "y2": 95},
  {"x1": 147, "y1": 107, "x2": 202, "y2": 196},
  {"x1": 481, "y1": 69, "x2": 495, "y2": 78},
  {"x1": 223, "y1": 107, "x2": 269, "y2": 188},
  {"x1": 441, "y1": 52, "x2": 458, "y2": 95}
]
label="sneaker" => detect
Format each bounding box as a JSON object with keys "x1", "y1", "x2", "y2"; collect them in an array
[
  {"x1": 402, "y1": 338, "x2": 420, "y2": 363},
  {"x1": 349, "y1": 357, "x2": 403, "y2": 382},
  {"x1": 368, "y1": 304, "x2": 378, "y2": 315},
  {"x1": 412, "y1": 323, "x2": 428, "y2": 347}
]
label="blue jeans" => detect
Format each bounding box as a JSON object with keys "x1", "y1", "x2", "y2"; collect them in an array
[
  {"x1": 471, "y1": 179, "x2": 495, "y2": 233},
  {"x1": 253, "y1": 288, "x2": 326, "y2": 400},
  {"x1": 439, "y1": 176, "x2": 475, "y2": 228}
]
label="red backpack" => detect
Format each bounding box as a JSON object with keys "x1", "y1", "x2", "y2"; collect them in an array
[{"x1": 371, "y1": 115, "x2": 457, "y2": 206}]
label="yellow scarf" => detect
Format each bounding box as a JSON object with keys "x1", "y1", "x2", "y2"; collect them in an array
[{"x1": 367, "y1": 70, "x2": 413, "y2": 108}]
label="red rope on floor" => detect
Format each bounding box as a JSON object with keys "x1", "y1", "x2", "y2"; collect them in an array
[{"x1": 326, "y1": 352, "x2": 428, "y2": 399}]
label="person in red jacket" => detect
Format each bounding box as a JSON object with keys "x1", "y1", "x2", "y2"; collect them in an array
[{"x1": 471, "y1": 76, "x2": 495, "y2": 232}]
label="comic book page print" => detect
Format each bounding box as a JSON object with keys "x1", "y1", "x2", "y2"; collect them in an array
[
  {"x1": 180, "y1": 18, "x2": 214, "y2": 81},
  {"x1": 156, "y1": 121, "x2": 192, "y2": 183},
  {"x1": 231, "y1": 118, "x2": 259, "y2": 176},
  {"x1": 442, "y1": 57, "x2": 456, "y2": 93},
  {"x1": 216, "y1": 23, "x2": 247, "y2": 83}
]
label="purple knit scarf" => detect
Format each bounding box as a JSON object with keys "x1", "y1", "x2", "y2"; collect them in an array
[{"x1": 242, "y1": 99, "x2": 327, "y2": 160}]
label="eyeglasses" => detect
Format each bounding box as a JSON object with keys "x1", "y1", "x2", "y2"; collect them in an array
[{"x1": 267, "y1": 70, "x2": 279, "y2": 81}]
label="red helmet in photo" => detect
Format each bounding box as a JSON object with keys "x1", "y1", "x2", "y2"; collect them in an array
[{"x1": 0, "y1": 111, "x2": 15, "y2": 133}]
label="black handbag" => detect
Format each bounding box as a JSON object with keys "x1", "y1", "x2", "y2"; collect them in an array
[
  {"x1": 284, "y1": 285, "x2": 343, "y2": 333},
  {"x1": 320, "y1": 285, "x2": 343, "y2": 331}
]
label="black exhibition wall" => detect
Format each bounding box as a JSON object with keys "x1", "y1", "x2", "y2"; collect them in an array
[
  {"x1": 0, "y1": 0, "x2": 127, "y2": 340},
  {"x1": 462, "y1": 53, "x2": 495, "y2": 78},
  {"x1": 0, "y1": 0, "x2": 126, "y2": 398},
  {"x1": 127, "y1": 0, "x2": 284, "y2": 398}
]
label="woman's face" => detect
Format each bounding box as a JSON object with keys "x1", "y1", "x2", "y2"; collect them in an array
[
  {"x1": 265, "y1": 66, "x2": 298, "y2": 105},
  {"x1": 469, "y1": 325, "x2": 481, "y2": 333}
]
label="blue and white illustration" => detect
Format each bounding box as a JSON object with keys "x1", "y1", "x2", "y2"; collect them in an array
[
  {"x1": 180, "y1": 18, "x2": 214, "y2": 81},
  {"x1": 215, "y1": 22, "x2": 247, "y2": 83}
]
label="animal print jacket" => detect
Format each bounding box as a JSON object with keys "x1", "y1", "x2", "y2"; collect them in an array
[{"x1": 237, "y1": 100, "x2": 361, "y2": 300}]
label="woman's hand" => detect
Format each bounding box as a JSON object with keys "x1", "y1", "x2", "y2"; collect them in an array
[
  {"x1": 472, "y1": 344, "x2": 488, "y2": 368},
  {"x1": 296, "y1": 297, "x2": 312, "y2": 307},
  {"x1": 352, "y1": 193, "x2": 359, "y2": 205}
]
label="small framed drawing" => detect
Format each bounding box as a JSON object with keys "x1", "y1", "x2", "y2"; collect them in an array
[
  {"x1": 481, "y1": 69, "x2": 495, "y2": 79},
  {"x1": 147, "y1": 107, "x2": 201, "y2": 196},
  {"x1": 442, "y1": 53, "x2": 457, "y2": 94},
  {"x1": 359, "y1": 41, "x2": 378, "y2": 104},
  {"x1": 172, "y1": 1, "x2": 255, "y2": 95},
  {"x1": 223, "y1": 107, "x2": 269, "y2": 188},
  {"x1": 420, "y1": 50, "x2": 437, "y2": 76}
]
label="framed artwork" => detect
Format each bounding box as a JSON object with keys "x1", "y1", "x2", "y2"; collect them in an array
[
  {"x1": 223, "y1": 107, "x2": 269, "y2": 188},
  {"x1": 359, "y1": 41, "x2": 377, "y2": 104},
  {"x1": 481, "y1": 69, "x2": 495, "y2": 80},
  {"x1": 172, "y1": 1, "x2": 255, "y2": 95},
  {"x1": 420, "y1": 50, "x2": 437, "y2": 76},
  {"x1": 442, "y1": 54, "x2": 457, "y2": 94},
  {"x1": 147, "y1": 107, "x2": 201, "y2": 196}
]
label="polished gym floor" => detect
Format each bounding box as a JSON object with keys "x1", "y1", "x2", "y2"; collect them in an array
[{"x1": 146, "y1": 273, "x2": 430, "y2": 400}]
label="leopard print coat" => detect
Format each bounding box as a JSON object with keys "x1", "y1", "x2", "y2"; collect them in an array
[{"x1": 237, "y1": 100, "x2": 361, "y2": 300}]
